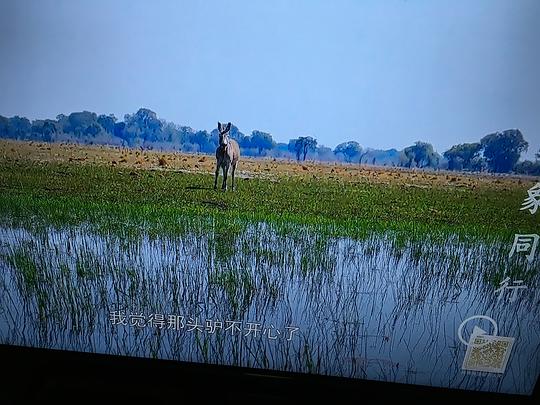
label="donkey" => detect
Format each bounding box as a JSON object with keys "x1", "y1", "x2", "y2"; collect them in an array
[{"x1": 214, "y1": 122, "x2": 240, "y2": 191}]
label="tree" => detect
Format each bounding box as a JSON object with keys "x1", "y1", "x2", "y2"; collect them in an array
[
  {"x1": 315, "y1": 146, "x2": 335, "y2": 161},
  {"x1": 289, "y1": 137, "x2": 317, "y2": 161},
  {"x1": 7, "y1": 116, "x2": 32, "y2": 138},
  {"x1": 97, "y1": 114, "x2": 116, "y2": 134},
  {"x1": 114, "y1": 121, "x2": 126, "y2": 140},
  {"x1": 514, "y1": 160, "x2": 540, "y2": 176},
  {"x1": 123, "y1": 108, "x2": 163, "y2": 145},
  {"x1": 358, "y1": 150, "x2": 369, "y2": 164},
  {"x1": 250, "y1": 130, "x2": 275, "y2": 155},
  {"x1": 0, "y1": 115, "x2": 9, "y2": 137},
  {"x1": 287, "y1": 139, "x2": 300, "y2": 160},
  {"x1": 443, "y1": 142, "x2": 482, "y2": 171},
  {"x1": 31, "y1": 119, "x2": 58, "y2": 141},
  {"x1": 469, "y1": 155, "x2": 487, "y2": 172},
  {"x1": 334, "y1": 141, "x2": 362, "y2": 163},
  {"x1": 161, "y1": 121, "x2": 183, "y2": 144},
  {"x1": 85, "y1": 122, "x2": 102, "y2": 137},
  {"x1": 56, "y1": 114, "x2": 69, "y2": 133},
  {"x1": 403, "y1": 141, "x2": 439, "y2": 168},
  {"x1": 536, "y1": 149, "x2": 540, "y2": 161},
  {"x1": 191, "y1": 130, "x2": 215, "y2": 153},
  {"x1": 300, "y1": 137, "x2": 317, "y2": 161},
  {"x1": 66, "y1": 111, "x2": 99, "y2": 136},
  {"x1": 480, "y1": 129, "x2": 528, "y2": 173},
  {"x1": 238, "y1": 136, "x2": 252, "y2": 150}
]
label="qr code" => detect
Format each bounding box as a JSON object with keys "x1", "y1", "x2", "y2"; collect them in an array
[{"x1": 462, "y1": 335, "x2": 514, "y2": 373}]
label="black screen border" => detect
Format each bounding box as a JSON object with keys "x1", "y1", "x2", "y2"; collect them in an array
[{"x1": 1, "y1": 344, "x2": 538, "y2": 404}]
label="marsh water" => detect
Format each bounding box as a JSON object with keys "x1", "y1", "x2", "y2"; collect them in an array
[{"x1": 1, "y1": 222, "x2": 539, "y2": 395}]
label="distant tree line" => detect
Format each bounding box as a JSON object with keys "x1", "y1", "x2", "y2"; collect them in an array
[
  {"x1": 443, "y1": 129, "x2": 539, "y2": 175},
  {"x1": 0, "y1": 108, "x2": 538, "y2": 175}
]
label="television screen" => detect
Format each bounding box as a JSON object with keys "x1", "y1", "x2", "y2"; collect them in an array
[{"x1": 1, "y1": 0, "x2": 539, "y2": 398}]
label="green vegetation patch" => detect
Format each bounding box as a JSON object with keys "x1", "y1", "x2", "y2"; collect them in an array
[{"x1": 0, "y1": 159, "x2": 537, "y2": 241}]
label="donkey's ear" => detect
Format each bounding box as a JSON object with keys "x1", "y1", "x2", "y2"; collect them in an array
[
  {"x1": 225, "y1": 122, "x2": 231, "y2": 132},
  {"x1": 217, "y1": 122, "x2": 222, "y2": 131}
]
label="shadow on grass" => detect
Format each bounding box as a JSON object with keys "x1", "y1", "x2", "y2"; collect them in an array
[{"x1": 185, "y1": 185, "x2": 214, "y2": 191}]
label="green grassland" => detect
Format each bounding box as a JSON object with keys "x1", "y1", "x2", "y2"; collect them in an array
[{"x1": 0, "y1": 159, "x2": 537, "y2": 241}]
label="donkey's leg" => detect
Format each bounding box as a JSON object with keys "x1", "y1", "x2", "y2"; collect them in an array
[
  {"x1": 231, "y1": 162, "x2": 237, "y2": 191},
  {"x1": 222, "y1": 163, "x2": 229, "y2": 190},
  {"x1": 214, "y1": 164, "x2": 220, "y2": 190}
]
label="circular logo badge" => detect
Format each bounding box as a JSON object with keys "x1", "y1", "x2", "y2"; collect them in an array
[{"x1": 457, "y1": 315, "x2": 498, "y2": 348}]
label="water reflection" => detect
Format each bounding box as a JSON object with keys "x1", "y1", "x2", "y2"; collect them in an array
[{"x1": 0, "y1": 224, "x2": 539, "y2": 394}]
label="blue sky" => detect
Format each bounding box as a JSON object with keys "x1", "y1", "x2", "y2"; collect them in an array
[{"x1": 0, "y1": 0, "x2": 539, "y2": 157}]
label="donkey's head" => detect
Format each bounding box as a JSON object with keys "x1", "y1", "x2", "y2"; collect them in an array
[{"x1": 217, "y1": 122, "x2": 232, "y2": 147}]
